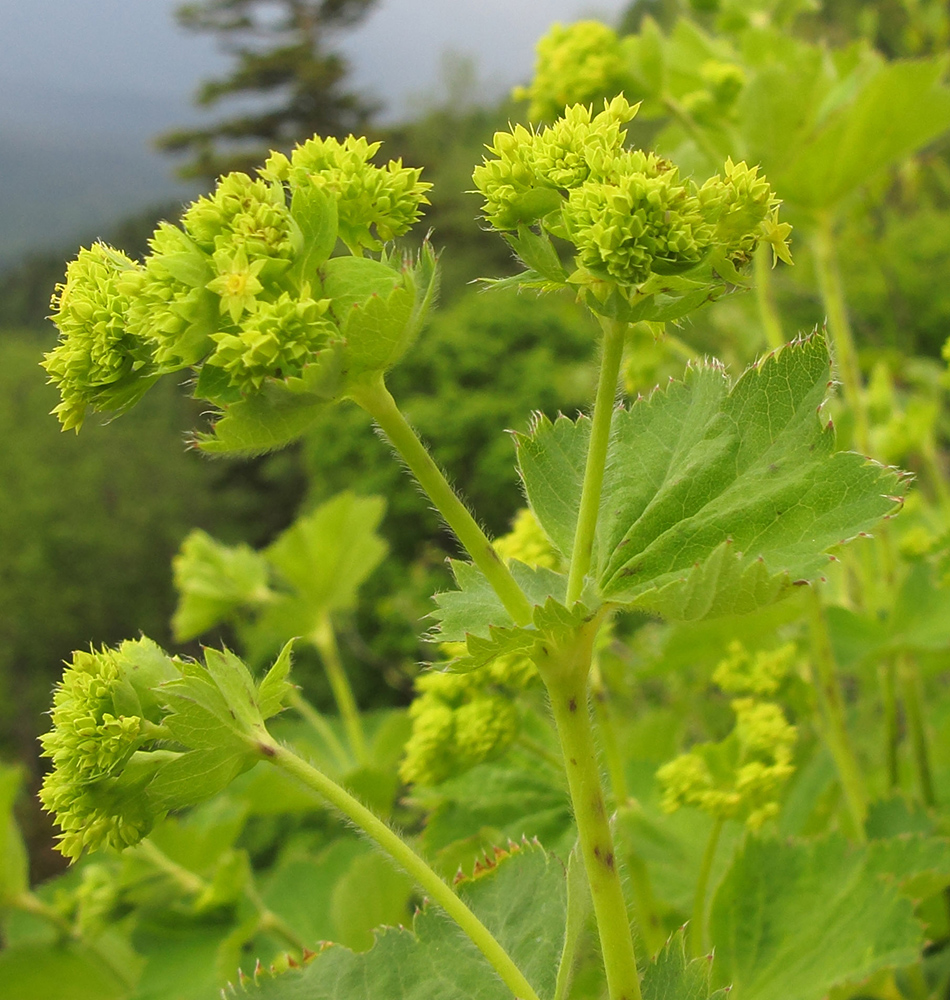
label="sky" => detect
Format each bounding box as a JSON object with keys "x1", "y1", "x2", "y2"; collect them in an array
[
  {"x1": 0, "y1": 0, "x2": 631, "y2": 264},
  {"x1": 0, "y1": 0, "x2": 631, "y2": 129}
]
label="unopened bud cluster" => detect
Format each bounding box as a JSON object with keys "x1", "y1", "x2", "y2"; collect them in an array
[{"x1": 43, "y1": 135, "x2": 432, "y2": 431}]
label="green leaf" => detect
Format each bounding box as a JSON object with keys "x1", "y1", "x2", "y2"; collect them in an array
[
  {"x1": 289, "y1": 183, "x2": 339, "y2": 283},
  {"x1": 257, "y1": 641, "x2": 296, "y2": 720},
  {"x1": 642, "y1": 928, "x2": 730, "y2": 1000},
  {"x1": 503, "y1": 227, "x2": 569, "y2": 285},
  {"x1": 146, "y1": 747, "x2": 255, "y2": 812},
  {"x1": 330, "y1": 852, "x2": 414, "y2": 951},
  {"x1": 0, "y1": 940, "x2": 131, "y2": 1000},
  {"x1": 771, "y1": 58, "x2": 950, "y2": 212},
  {"x1": 196, "y1": 346, "x2": 345, "y2": 456},
  {"x1": 519, "y1": 336, "x2": 901, "y2": 621},
  {"x1": 203, "y1": 647, "x2": 262, "y2": 733},
  {"x1": 235, "y1": 842, "x2": 565, "y2": 1000},
  {"x1": 266, "y1": 492, "x2": 387, "y2": 617},
  {"x1": 162, "y1": 661, "x2": 251, "y2": 751},
  {"x1": 172, "y1": 530, "x2": 272, "y2": 642},
  {"x1": 709, "y1": 835, "x2": 926, "y2": 1000}
]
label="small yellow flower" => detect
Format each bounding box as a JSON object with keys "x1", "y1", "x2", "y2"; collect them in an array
[{"x1": 206, "y1": 247, "x2": 266, "y2": 323}]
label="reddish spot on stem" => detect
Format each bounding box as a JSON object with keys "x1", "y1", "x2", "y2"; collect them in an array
[{"x1": 568, "y1": 697, "x2": 577, "y2": 713}]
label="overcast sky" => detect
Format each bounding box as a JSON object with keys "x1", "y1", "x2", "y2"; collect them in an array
[{"x1": 0, "y1": 0, "x2": 631, "y2": 130}]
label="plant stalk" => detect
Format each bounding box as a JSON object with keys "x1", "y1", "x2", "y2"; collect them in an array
[
  {"x1": 566, "y1": 319, "x2": 625, "y2": 605},
  {"x1": 898, "y1": 653, "x2": 936, "y2": 807},
  {"x1": 811, "y1": 212, "x2": 869, "y2": 453},
  {"x1": 689, "y1": 815, "x2": 724, "y2": 958},
  {"x1": 351, "y1": 376, "x2": 533, "y2": 626},
  {"x1": 754, "y1": 241, "x2": 785, "y2": 350},
  {"x1": 262, "y1": 738, "x2": 541, "y2": 1000},
  {"x1": 287, "y1": 689, "x2": 352, "y2": 771},
  {"x1": 880, "y1": 658, "x2": 900, "y2": 792},
  {"x1": 311, "y1": 613, "x2": 367, "y2": 764},
  {"x1": 538, "y1": 628, "x2": 642, "y2": 1000},
  {"x1": 590, "y1": 652, "x2": 629, "y2": 807},
  {"x1": 807, "y1": 590, "x2": 868, "y2": 840}
]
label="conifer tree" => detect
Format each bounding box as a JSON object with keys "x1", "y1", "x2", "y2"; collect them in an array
[{"x1": 158, "y1": 0, "x2": 379, "y2": 180}]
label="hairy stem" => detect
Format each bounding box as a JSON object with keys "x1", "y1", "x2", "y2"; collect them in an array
[
  {"x1": 262, "y1": 738, "x2": 541, "y2": 1000},
  {"x1": 538, "y1": 628, "x2": 642, "y2": 1000},
  {"x1": 898, "y1": 653, "x2": 937, "y2": 807},
  {"x1": 287, "y1": 689, "x2": 352, "y2": 771},
  {"x1": 807, "y1": 590, "x2": 868, "y2": 840},
  {"x1": 812, "y1": 212, "x2": 869, "y2": 453},
  {"x1": 590, "y1": 653, "x2": 629, "y2": 807},
  {"x1": 689, "y1": 815, "x2": 724, "y2": 958},
  {"x1": 351, "y1": 375, "x2": 533, "y2": 626},
  {"x1": 566, "y1": 319, "x2": 625, "y2": 605},
  {"x1": 311, "y1": 613, "x2": 367, "y2": 764},
  {"x1": 754, "y1": 241, "x2": 785, "y2": 350}
]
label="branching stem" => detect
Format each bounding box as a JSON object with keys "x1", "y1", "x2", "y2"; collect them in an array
[
  {"x1": 566, "y1": 318, "x2": 625, "y2": 605},
  {"x1": 351, "y1": 375, "x2": 533, "y2": 626},
  {"x1": 263, "y1": 738, "x2": 541, "y2": 1000}
]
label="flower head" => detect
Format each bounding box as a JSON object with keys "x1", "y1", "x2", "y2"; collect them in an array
[
  {"x1": 261, "y1": 134, "x2": 431, "y2": 253},
  {"x1": 43, "y1": 244, "x2": 155, "y2": 430},
  {"x1": 39, "y1": 639, "x2": 179, "y2": 859}
]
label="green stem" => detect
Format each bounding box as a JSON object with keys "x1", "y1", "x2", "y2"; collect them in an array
[
  {"x1": 880, "y1": 658, "x2": 900, "y2": 792},
  {"x1": 538, "y1": 628, "x2": 642, "y2": 1000},
  {"x1": 566, "y1": 319, "x2": 626, "y2": 605},
  {"x1": 136, "y1": 840, "x2": 304, "y2": 953},
  {"x1": 261, "y1": 738, "x2": 541, "y2": 1000},
  {"x1": 311, "y1": 614, "x2": 367, "y2": 764},
  {"x1": 807, "y1": 590, "x2": 868, "y2": 840},
  {"x1": 287, "y1": 689, "x2": 352, "y2": 771},
  {"x1": 689, "y1": 815, "x2": 723, "y2": 958},
  {"x1": 590, "y1": 653, "x2": 629, "y2": 807},
  {"x1": 754, "y1": 241, "x2": 785, "y2": 350},
  {"x1": 898, "y1": 653, "x2": 937, "y2": 807},
  {"x1": 812, "y1": 212, "x2": 869, "y2": 454},
  {"x1": 350, "y1": 375, "x2": 533, "y2": 626}
]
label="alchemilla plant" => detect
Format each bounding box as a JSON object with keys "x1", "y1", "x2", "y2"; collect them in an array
[{"x1": 10, "y1": 10, "x2": 950, "y2": 1000}]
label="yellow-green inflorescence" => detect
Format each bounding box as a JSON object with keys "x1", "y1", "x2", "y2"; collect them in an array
[
  {"x1": 514, "y1": 20, "x2": 632, "y2": 124},
  {"x1": 400, "y1": 510, "x2": 559, "y2": 786},
  {"x1": 656, "y1": 641, "x2": 798, "y2": 830},
  {"x1": 39, "y1": 639, "x2": 179, "y2": 860},
  {"x1": 473, "y1": 96, "x2": 790, "y2": 321},
  {"x1": 43, "y1": 135, "x2": 432, "y2": 431}
]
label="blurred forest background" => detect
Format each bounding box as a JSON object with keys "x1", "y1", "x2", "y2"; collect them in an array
[{"x1": 2, "y1": 0, "x2": 950, "y2": 879}]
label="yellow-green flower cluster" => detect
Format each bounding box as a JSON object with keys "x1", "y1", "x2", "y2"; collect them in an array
[
  {"x1": 39, "y1": 639, "x2": 178, "y2": 859},
  {"x1": 493, "y1": 508, "x2": 560, "y2": 570},
  {"x1": 400, "y1": 648, "x2": 536, "y2": 786},
  {"x1": 515, "y1": 21, "x2": 632, "y2": 124},
  {"x1": 261, "y1": 135, "x2": 431, "y2": 253},
  {"x1": 43, "y1": 244, "x2": 157, "y2": 431},
  {"x1": 657, "y1": 643, "x2": 797, "y2": 829},
  {"x1": 473, "y1": 98, "x2": 790, "y2": 314},
  {"x1": 43, "y1": 134, "x2": 432, "y2": 431},
  {"x1": 402, "y1": 509, "x2": 554, "y2": 786},
  {"x1": 712, "y1": 639, "x2": 796, "y2": 696}
]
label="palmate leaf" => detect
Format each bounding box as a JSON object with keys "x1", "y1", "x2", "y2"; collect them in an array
[
  {"x1": 228, "y1": 842, "x2": 565, "y2": 1000},
  {"x1": 642, "y1": 929, "x2": 730, "y2": 1000},
  {"x1": 518, "y1": 335, "x2": 902, "y2": 621},
  {"x1": 708, "y1": 834, "x2": 935, "y2": 1000}
]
